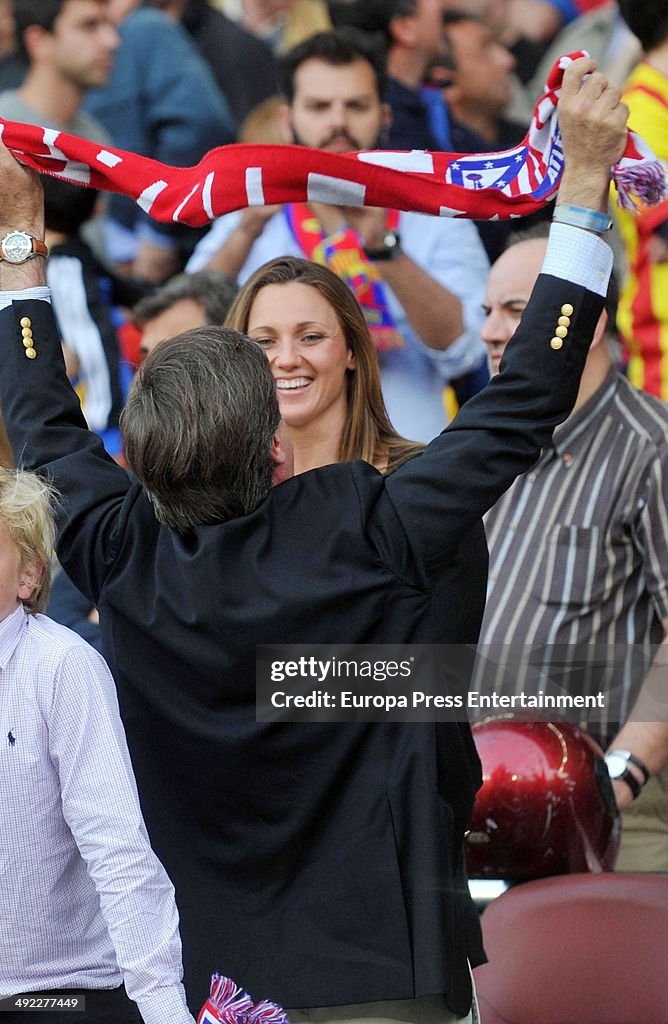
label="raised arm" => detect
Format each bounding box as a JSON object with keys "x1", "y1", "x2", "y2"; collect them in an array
[
  {"x1": 382, "y1": 57, "x2": 629, "y2": 585},
  {"x1": 0, "y1": 153, "x2": 132, "y2": 604}
]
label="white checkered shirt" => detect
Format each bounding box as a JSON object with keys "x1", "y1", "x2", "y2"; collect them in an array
[{"x1": 0, "y1": 605, "x2": 194, "y2": 1024}]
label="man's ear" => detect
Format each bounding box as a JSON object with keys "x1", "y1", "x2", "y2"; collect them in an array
[
  {"x1": 590, "y1": 308, "x2": 608, "y2": 351},
  {"x1": 389, "y1": 12, "x2": 418, "y2": 48},
  {"x1": 270, "y1": 432, "x2": 286, "y2": 466},
  {"x1": 18, "y1": 559, "x2": 43, "y2": 603},
  {"x1": 277, "y1": 103, "x2": 295, "y2": 144},
  {"x1": 271, "y1": 422, "x2": 294, "y2": 485},
  {"x1": 22, "y1": 24, "x2": 51, "y2": 64}
]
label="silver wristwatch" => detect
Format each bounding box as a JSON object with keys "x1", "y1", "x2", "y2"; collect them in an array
[{"x1": 0, "y1": 231, "x2": 48, "y2": 264}]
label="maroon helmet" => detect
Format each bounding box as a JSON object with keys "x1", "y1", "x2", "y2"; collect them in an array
[{"x1": 465, "y1": 720, "x2": 620, "y2": 880}]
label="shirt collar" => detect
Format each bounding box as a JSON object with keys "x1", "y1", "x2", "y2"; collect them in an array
[
  {"x1": 551, "y1": 367, "x2": 619, "y2": 457},
  {"x1": 0, "y1": 604, "x2": 28, "y2": 670}
]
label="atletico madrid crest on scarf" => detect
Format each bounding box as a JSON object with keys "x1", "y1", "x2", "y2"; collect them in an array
[
  {"x1": 0, "y1": 52, "x2": 665, "y2": 226},
  {"x1": 197, "y1": 974, "x2": 290, "y2": 1024}
]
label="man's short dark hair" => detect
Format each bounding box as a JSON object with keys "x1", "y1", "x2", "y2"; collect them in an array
[
  {"x1": 328, "y1": 0, "x2": 417, "y2": 48},
  {"x1": 442, "y1": 11, "x2": 474, "y2": 26},
  {"x1": 121, "y1": 327, "x2": 280, "y2": 533},
  {"x1": 278, "y1": 29, "x2": 387, "y2": 103},
  {"x1": 133, "y1": 271, "x2": 238, "y2": 330},
  {"x1": 14, "y1": 0, "x2": 68, "y2": 59},
  {"x1": 618, "y1": 0, "x2": 668, "y2": 53}
]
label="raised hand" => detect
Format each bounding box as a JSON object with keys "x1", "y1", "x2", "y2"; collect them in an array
[
  {"x1": 0, "y1": 138, "x2": 45, "y2": 240},
  {"x1": 557, "y1": 56, "x2": 629, "y2": 212}
]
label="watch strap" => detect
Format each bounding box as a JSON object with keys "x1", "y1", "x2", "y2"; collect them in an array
[
  {"x1": 553, "y1": 204, "x2": 613, "y2": 234},
  {"x1": 363, "y1": 231, "x2": 402, "y2": 261},
  {"x1": 627, "y1": 752, "x2": 651, "y2": 784},
  {"x1": 31, "y1": 237, "x2": 48, "y2": 258},
  {"x1": 607, "y1": 749, "x2": 651, "y2": 786},
  {"x1": 617, "y1": 767, "x2": 642, "y2": 800}
]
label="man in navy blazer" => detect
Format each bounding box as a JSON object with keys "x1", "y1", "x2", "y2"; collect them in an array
[{"x1": 0, "y1": 59, "x2": 627, "y2": 1022}]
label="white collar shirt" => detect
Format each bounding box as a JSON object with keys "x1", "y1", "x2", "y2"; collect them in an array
[{"x1": 0, "y1": 605, "x2": 194, "y2": 1024}]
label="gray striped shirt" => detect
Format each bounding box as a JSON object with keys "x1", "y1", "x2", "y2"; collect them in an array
[{"x1": 476, "y1": 369, "x2": 668, "y2": 740}]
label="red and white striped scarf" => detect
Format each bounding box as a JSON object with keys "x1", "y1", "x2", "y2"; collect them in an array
[{"x1": 0, "y1": 52, "x2": 664, "y2": 226}]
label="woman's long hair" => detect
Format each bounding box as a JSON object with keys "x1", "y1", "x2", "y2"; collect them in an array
[{"x1": 225, "y1": 257, "x2": 423, "y2": 472}]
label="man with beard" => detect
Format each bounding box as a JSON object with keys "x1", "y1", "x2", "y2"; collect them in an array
[{"x1": 186, "y1": 30, "x2": 489, "y2": 442}]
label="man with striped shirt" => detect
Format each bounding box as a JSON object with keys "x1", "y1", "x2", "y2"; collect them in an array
[{"x1": 477, "y1": 227, "x2": 668, "y2": 872}]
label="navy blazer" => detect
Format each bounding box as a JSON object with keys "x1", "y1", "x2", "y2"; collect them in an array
[{"x1": 0, "y1": 276, "x2": 603, "y2": 1016}]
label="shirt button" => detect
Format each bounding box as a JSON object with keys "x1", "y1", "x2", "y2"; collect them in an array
[
  {"x1": 528, "y1": 473, "x2": 536, "y2": 482},
  {"x1": 490, "y1": 571, "x2": 498, "y2": 581}
]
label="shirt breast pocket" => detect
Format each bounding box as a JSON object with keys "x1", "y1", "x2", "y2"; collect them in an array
[{"x1": 539, "y1": 524, "x2": 606, "y2": 608}]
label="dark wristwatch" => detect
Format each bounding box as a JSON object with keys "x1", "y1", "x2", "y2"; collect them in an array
[
  {"x1": 363, "y1": 230, "x2": 402, "y2": 261},
  {"x1": 604, "y1": 749, "x2": 650, "y2": 799}
]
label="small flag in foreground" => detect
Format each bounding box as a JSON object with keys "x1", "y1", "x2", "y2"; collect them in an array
[{"x1": 198, "y1": 974, "x2": 290, "y2": 1024}]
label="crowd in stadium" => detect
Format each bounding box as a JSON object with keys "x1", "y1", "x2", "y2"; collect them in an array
[{"x1": 0, "y1": 2, "x2": 667, "y2": 1022}]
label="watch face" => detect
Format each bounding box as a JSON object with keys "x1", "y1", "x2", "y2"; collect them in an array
[
  {"x1": 2, "y1": 232, "x2": 33, "y2": 264},
  {"x1": 605, "y1": 752, "x2": 626, "y2": 778}
]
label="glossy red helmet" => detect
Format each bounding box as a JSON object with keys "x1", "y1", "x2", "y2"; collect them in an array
[{"x1": 465, "y1": 720, "x2": 620, "y2": 880}]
